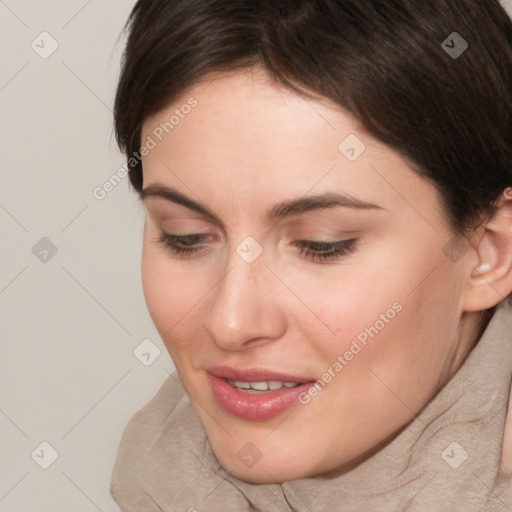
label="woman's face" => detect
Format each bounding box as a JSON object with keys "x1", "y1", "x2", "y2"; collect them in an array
[{"x1": 139, "y1": 65, "x2": 477, "y2": 483}]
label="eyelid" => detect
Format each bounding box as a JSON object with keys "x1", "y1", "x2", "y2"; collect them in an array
[
  {"x1": 155, "y1": 230, "x2": 359, "y2": 263},
  {"x1": 145, "y1": 201, "x2": 370, "y2": 235}
]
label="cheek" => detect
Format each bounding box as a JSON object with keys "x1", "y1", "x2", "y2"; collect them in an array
[
  {"x1": 313, "y1": 244, "x2": 459, "y2": 384},
  {"x1": 296, "y1": 267, "x2": 401, "y2": 356},
  {"x1": 141, "y1": 236, "x2": 211, "y2": 366},
  {"x1": 141, "y1": 239, "x2": 168, "y2": 326},
  {"x1": 341, "y1": 259, "x2": 463, "y2": 409},
  {"x1": 141, "y1": 239, "x2": 201, "y2": 350}
]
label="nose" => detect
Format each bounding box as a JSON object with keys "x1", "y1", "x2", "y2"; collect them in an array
[{"x1": 202, "y1": 245, "x2": 286, "y2": 352}]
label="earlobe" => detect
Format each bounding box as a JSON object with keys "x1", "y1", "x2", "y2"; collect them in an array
[
  {"x1": 463, "y1": 192, "x2": 512, "y2": 312},
  {"x1": 470, "y1": 262, "x2": 491, "y2": 278}
]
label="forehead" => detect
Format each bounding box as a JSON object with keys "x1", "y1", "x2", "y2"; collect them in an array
[
  {"x1": 141, "y1": 65, "x2": 350, "y2": 148},
  {"x1": 139, "y1": 66, "x2": 439, "y2": 225}
]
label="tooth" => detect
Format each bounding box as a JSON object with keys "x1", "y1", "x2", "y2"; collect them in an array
[
  {"x1": 250, "y1": 381, "x2": 269, "y2": 391},
  {"x1": 227, "y1": 379, "x2": 302, "y2": 391}
]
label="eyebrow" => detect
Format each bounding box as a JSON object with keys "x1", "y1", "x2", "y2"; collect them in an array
[{"x1": 140, "y1": 183, "x2": 384, "y2": 224}]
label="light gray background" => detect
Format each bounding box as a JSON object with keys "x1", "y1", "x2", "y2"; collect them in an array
[{"x1": 1, "y1": 1, "x2": 512, "y2": 511}]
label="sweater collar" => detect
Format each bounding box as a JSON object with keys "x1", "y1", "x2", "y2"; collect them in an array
[
  {"x1": 228, "y1": 303, "x2": 512, "y2": 510},
  {"x1": 110, "y1": 302, "x2": 512, "y2": 511}
]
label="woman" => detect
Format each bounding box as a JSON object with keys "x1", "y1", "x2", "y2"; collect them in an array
[{"x1": 109, "y1": 0, "x2": 512, "y2": 510}]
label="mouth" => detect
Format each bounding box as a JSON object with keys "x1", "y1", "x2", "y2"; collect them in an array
[
  {"x1": 206, "y1": 365, "x2": 317, "y2": 421},
  {"x1": 225, "y1": 378, "x2": 302, "y2": 393}
]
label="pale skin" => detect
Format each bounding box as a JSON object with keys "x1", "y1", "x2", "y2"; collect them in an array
[{"x1": 138, "y1": 64, "x2": 512, "y2": 484}]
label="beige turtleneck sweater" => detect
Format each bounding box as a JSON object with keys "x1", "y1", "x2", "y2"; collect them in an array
[{"x1": 110, "y1": 302, "x2": 512, "y2": 511}]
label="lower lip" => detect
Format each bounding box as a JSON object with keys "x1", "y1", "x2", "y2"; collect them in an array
[{"x1": 208, "y1": 374, "x2": 315, "y2": 421}]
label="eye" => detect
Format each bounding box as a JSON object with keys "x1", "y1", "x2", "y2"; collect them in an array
[
  {"x1": 156, "y1": 232, "x2": 212, "y2": 255},
  {"x1": 155, "y1": 232, "x2": 358, "y2": 262},
  {"x1": 292, "y1": 239, "x2": 358, "y2": 262}
]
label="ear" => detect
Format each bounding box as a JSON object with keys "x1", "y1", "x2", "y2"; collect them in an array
[{"x1": 463, "y1": 189, "x2": 512, "y2": 312}]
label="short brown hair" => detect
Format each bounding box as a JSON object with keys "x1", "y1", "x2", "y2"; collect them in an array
[{"x1": 114, "y1": 0, "x2": 512, "y2": 301}]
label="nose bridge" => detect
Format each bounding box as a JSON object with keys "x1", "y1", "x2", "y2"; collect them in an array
[{"x1": 202, "y1": 239, "x2": 277, "y2": 349}]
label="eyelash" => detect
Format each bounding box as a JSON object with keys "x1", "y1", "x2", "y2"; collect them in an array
[{"x1": 156, "y1": 232, "x2": 358, "y2": 263}]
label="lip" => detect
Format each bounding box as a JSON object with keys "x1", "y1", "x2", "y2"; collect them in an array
[
  {"x1": 207, "y1": 365, "x2": 314, "y2": 383},
  {"x1": 206, "y1": 365, "x2": 317, "y2": 421}
]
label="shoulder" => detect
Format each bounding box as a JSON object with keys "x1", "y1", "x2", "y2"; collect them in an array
[
  {"x1": 500, "y1": 302, "x2": 512, "y2": 475},
  {"x1": 501, "y1": 379, "x2": 512, "y2": 475},
  {"x1": 109, "y1": 371, "x2": 190, "y2": 506},
  {"x1": 120, "y1": 371, "x2": 188, "y2": 439},
  {"x1": 114, "y1": 370, "x2": 189, "y2": 452}
]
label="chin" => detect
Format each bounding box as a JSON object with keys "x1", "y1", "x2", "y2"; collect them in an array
[
  {"x1": 211, "y1": 442, "x2": 319, "y2": 484},
  {"x1": 223, "y1": 456, "x2": 306, "y2": 484}
]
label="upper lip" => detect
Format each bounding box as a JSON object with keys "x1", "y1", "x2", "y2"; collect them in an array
[{"x1": 206, "y1": 365, "x2": 315, "y2": 383}]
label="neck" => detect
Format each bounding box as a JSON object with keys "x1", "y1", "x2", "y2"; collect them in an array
[{"x1": 442, "y1": 307, "x2": 496, "y2": 385}]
